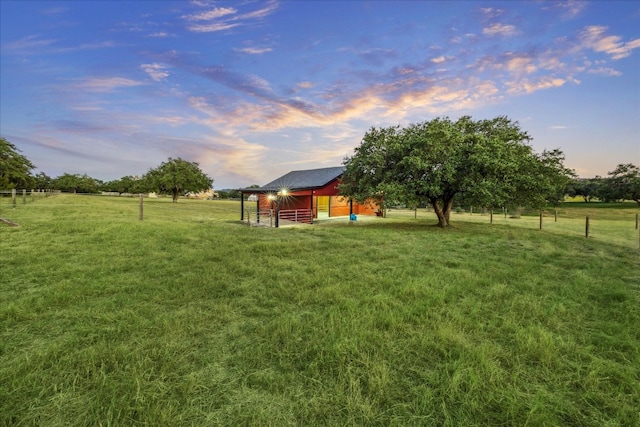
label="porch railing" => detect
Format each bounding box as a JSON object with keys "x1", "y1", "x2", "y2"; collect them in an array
[{"x1": 256, "y1": 209, "x2": 313, "y2": 226}]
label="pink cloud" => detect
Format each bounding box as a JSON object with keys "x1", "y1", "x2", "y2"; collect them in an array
[{"x1": 579, "y1": 26, "x2": 640, "y2": 60}]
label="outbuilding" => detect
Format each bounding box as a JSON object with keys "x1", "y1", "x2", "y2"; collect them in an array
[{"x1": 239, "y1": 166, "x2": 379, "y2": 226}]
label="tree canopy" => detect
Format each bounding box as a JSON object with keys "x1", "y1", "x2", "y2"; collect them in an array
[
  {"x1": 601, "y1": 163, "x2": 640, "y2": 205},
  {"x1": 340, "y1": 116, "x2": 573, "y2": 227},
  {"x1": 103, "y1": 175, "x2": 143, "y2": 195},
  {"x1": 142, "y1": 157, "x2": 213, "y2": 202},
  {"x1": 0, "y1": 137, "x2": 36, "y2": 189},
  {"x1": 51, "y1": 173, "x2": 103, "y2": 194}
]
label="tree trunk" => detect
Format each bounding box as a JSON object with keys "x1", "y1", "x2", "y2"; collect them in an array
[
  {"x1": 172, "y1": 189, "x2": 179, "y2": 202},
  {"x1": 443, "y1": 196, "x2": 454, "y2": 224},
  {"x1": 430, "y1": 198, "x2": 450, "y2": 227},
  {"x1": 429, "y1": 196, "x2": 455, "y2": 227}
]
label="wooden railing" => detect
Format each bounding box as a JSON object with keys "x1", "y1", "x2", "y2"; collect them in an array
[
  {"x1": 279, "y1": 209, "x2": 313, "y2": 224},
  {"x1": 255, "y1": 208, "x2": 313, "y2": 226}
]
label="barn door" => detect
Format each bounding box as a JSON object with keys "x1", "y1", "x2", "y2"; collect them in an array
[{"x1": 316, "y1": 196, "x2": 329, "y2": 218}]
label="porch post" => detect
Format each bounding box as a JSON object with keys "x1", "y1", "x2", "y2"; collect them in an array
[
  {"x1": 350, "y1": 198, "x2": 353, "y2": 216},
  {"x1": 256, "y1": 197, "x2": 260, "y2": 224},
  {"x1": 310, "y1": 190, "x2": 314, "y2": 224},
  {"x1": 240, "y1": 193, "x2": 244, "y2": 220}
]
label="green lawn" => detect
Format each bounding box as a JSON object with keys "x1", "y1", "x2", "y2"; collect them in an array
[{"x1": 1, "y1": 195, "x2": 639, "y2": 426}]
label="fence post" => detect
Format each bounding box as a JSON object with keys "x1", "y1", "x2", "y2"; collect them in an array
[
  {"x1": 12, "y1": 189, "x2": 17, "y2": 208},
  {"x1": 539, "y1": 211, "x2": 543, "y2": 230},
  {"x1": 22, "y1": 189, "x2": 27, "y2": 204},
  {"x1": 636, "y1": 213, "x2": 638, "y2": 230},
  {"x1": 490, "y1": 209, "x2": 493, "y2": 224},
  {"x1": 555, "y1": 209, "x2": 558, "y2": 223},
  {"x1": 585, "y1": 216, "x2": 590, "y2": 238},
  {"x1": 139, "y1": 193, "x2": 144, "y2": 220}
]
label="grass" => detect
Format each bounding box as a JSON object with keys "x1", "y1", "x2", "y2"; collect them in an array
[{"x1": 1, "y1": 194, "x2": 639, "y2": 426}]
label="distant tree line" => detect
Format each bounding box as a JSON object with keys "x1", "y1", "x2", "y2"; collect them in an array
[
  {"x1": 1, "y1": 137, "x2": 213, "y2": 202},
  {"x1": 565, "y1": 164, "x2": 640, "y2": 205}
]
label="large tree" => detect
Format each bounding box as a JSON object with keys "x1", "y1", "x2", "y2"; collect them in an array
[
  {"x1": 0, "y1": 137, "x2": 35, "y2": 189},
  {"x1": 143, "y1": 157, "x2": 213, "y2": 202},
  {"x1": 340, "y1": 116, "x2": 573, "y2": 227}
]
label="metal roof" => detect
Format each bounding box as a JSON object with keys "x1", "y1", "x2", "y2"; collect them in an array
[{"x1": 242, "y1": 166, "x2": 345, "y2": 192}]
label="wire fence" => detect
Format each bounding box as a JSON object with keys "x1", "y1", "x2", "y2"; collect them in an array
[
  {"x1": 2, "y1": 192, "x2": 639, "y2": 248},
  {"x1": 0, "y1": 189, "x2": 58, "y2": 205},
  {"x1": 0, "y1": 191, "x2": 240, "y2": 225},
  {"x1": 382, "y1": 206, "x2": 640, "y2": 249}
]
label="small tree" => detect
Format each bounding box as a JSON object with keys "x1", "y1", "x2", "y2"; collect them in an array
[
  {"x1": 0, "y1": 137, "x2": 35, "y2": 189},
  {"x1": 143, "y1": 157, "x2": 213, "y2": 202}
]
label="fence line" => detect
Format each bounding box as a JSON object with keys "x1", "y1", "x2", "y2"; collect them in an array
[{"x1": 3, "y1": 193, "x2": 639, "y2": 248}]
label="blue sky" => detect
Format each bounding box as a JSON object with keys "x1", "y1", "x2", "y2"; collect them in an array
[{"x1": 1, "y1": 0, "x2": 639, "y2": 189}]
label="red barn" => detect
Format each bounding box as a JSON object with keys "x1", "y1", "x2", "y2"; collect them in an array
[{"x1": 239, "y1": 166, "x2": 379, "y2": 226}]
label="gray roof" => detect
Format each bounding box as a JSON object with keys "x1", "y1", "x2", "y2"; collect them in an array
[{"x1": 243, "y1": 166, "x2": 345, "y2": 192}]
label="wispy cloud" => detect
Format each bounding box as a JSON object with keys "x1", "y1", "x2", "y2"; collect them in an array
[
  {"x1": 587, "y1": 67, "x2": 622, "y2": 77},
  {"x1": 543, "y1": 0, "x2": 587, "y2": 19},
  {"x1": 147, "y1": 32, "x2": 173, "y2": 38},
  {"x1": 188, "y1": 22, "x2": 241, "y2": 32},
  {"x1": 503, "y1": 54, "x2": 537, "y2": 75},
  {"x1": 479, "y1": 7, "x2": 505, "y2": 19},
  {"x1": 482, "y1": 23, "x2": 518, "y2": 37},
  {"x1": 54, "y1": 40, "x2": 116, "y2": 53},
  {"x1": 578, "y1": 26, "x2": 640, "y2": 60},
  {"x1": 73, "y1": 77, "x2": 145, "y2": 92},
  {"x1": 183, "y1": 0, "x2": 278, "y2": 33},
  {"x1": 505, "y1": 76, "x2": 566, "y2": 94},
  {"x1": 236, "y1": 47, "x2": 272, "y2": 54},
  {"x1": 3, "y1": 35, "x2": 57, "y2": 52},
  {"x1": 141, "y1": 63, "x2": 170, "y2": 81},
  {"x1": 40, "y1": 6, "x2": 68, "y2": 15},
  {"x1": 184, "y1": 6, "x2": 237, "y2": 21}
]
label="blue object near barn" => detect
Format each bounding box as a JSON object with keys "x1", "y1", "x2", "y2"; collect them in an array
[{"x1": 350, "y1": 214, "x2": 357, "y2": 221}]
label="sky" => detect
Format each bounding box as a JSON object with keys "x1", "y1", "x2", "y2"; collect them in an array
[{"x1": 1, "y1": 1, "x2": 639, "y2": 189}]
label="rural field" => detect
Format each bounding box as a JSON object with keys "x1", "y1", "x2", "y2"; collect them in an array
[{"x1": 1, "y1": 194, "x2": 639, "y2": 426}]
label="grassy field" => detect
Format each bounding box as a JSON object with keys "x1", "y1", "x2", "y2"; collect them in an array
[{"x1": 1, "y1": 195, "x2": 639, "y2": 426}]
